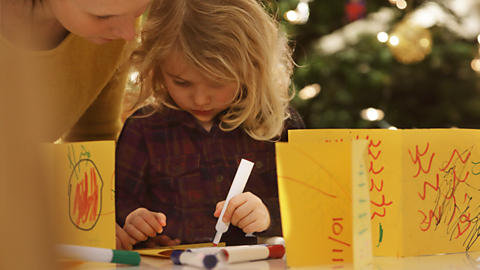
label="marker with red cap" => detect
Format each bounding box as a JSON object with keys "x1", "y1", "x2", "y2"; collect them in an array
[
  {"x1": 187, "y1": 244, "x2": 285, "y2": 264},
  {"x1": 216, "y1": 245, "x2": 285, "y2": 264}
]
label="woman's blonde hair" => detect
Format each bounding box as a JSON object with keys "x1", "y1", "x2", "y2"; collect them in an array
[{"x1": 130, "y1": 0, "x2": 295, "y2": 141}]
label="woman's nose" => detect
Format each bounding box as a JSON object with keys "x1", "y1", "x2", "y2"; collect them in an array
[{"x1": 112, "y1": 18, "x2": 136, "y2": 41}]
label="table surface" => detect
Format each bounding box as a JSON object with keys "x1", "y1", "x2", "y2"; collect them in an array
[{"x1": 69, "y1": 251, "x2": 480, "y2": 270}]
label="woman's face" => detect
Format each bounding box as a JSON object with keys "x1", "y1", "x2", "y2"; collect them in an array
[{"x1": 48, "y1": 0, "x2": 151, "y2": 44}]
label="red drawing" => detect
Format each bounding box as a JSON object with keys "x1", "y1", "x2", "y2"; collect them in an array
[
  {"x1": 408, "y1": 143, "x2": 435, "y2": 178},
  {"x1": 418, "y1": 174, "x2": 440, "y2": 200},
  {"x1": 370, "y1": 195, "x2": 393, "y2": 207},
  {"x1": 370, "y1": 178, "x2": 384, "y2": 192},
  {"x1": 440, "y1": 149, "x2": 471, "y2": 172}
]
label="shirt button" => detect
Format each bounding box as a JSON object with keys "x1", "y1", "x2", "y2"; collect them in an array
[
  {"x1": 256, "y1": 161, "x2": 263, "y2": 169},
  {"x1": 173, "y1": 165, "x2": 182, "y2": 174},
  {"x1": 208, "y1": 138, "x2": 215, "y2": 144},
  {"x1": 216, "y1": 175, "x2": 224, "y2": 182}
]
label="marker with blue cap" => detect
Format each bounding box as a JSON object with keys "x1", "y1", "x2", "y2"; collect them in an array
[{"x1": 170, "y1": 250, "x2": 219, "y2": 269}]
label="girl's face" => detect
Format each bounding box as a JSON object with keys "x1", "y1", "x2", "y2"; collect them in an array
[
  {"x1": 48, "y1": 0, "x2": 151, "y2": 44},
  {"x1": 161, "y1": 52, "x2": 238, "y2": 132}
]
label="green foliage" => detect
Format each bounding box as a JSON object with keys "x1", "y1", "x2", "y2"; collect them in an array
[{"x1": 275, "y1": 0, "x2": 480, "y2": 129}]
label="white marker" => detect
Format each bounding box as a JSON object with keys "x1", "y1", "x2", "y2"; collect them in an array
[
  {"x1": 213, "y1": 159, "x2": 254, "y2": 246},
  {"x1": 57, "y1": 244, "x2": 141, "y2": 265}
]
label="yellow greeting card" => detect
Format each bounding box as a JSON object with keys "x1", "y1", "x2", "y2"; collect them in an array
[
  {"x1": 276, "y1": 140, "x2": 371, "y2": 268},
  {"x1": 289, "y1": 129, "x2": 480, "y2": 257},
  {"x1": 44, "y1": 141, "x2": 116, "y2": 249}
]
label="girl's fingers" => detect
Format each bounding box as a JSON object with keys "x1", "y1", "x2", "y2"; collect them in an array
[
  {"x1": 124, "y1": 223, "x2": 150, "y2": 242},
  {"x1": 141, "y1": 212, "x2": 165, "y2": 233}
]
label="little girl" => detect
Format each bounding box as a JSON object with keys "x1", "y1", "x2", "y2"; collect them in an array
[{"x1": 115, "y1": 0, "x2": 305, "y2": 248}]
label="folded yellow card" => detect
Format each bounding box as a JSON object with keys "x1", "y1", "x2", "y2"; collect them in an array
[
  {"x1": 276, "y1": 140, "x2": 372, "y2": 268},
  {"x1": 44, "y1": 141, "x2": 116, "y2": 249},
  {"x1": 136, "y1": 242, "x2": 225, "y2": 258},
  {"x1": 289, "y1": 129, "x2": 480, "y2": 257}
]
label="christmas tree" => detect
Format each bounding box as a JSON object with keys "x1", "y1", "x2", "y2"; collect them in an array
[{"x1": 276, "y1": 0, "x2": 480, "y2": 129}]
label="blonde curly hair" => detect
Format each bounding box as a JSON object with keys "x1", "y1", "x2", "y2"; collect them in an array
[{"x1": 130, "y1": 0, "x2": 295, "y2": 141}]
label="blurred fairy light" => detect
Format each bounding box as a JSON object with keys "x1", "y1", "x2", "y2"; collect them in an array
[
  {"x1": 396, "y1": 0, "x2": 407, "y2": 10},
  {"x1": 477, "y1": 34, "x2": 480, "y2": 43},
  {"x1": 377, "y1": 32, "x2": 389, "y2": 42},
  {"x1": 471, "y1": 59, "x2": 480, "y2": 72},
  {"x1": 130, "y1": 71, "x2": 139, "y2": 82},
  {"x1": 389, "y1": 0, "x2": 397, "y2": 3},
  {"x1": 388, "y1": 126, "x2": 398, "y2": 130},
  {"x1": 298, "y1": 83, "x2": 321, "y2": 100},
  {"x1": 285, "y1": 0, "x2": 311, "y2": 25},
  {"x1": 360, "y1": 108, "x2": 385, "y2": 121},
  {"x1": 285, "y1": 10, "x2": 298, "y2": 22},
  {"x1": 389, "y1": 36, "x2": 399, "y2": 46}
]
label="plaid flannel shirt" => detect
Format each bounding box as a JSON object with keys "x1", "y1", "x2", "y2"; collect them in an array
[{"x1": 115, "y1": 106, "x2": 305, "y2": 245}]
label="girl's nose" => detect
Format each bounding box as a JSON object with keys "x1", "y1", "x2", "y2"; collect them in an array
[{"x1": 193, "y1": 87, "x2": 211, "y2": 106}]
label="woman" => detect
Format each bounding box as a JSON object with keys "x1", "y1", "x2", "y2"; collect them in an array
[{"x1": 0, "y1": 0, "x2": 150, "y2": 259}]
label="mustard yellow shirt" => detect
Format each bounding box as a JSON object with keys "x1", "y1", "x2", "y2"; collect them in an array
[{"x1": 0, "y1": 33, "x2": 131, "y2": 143}]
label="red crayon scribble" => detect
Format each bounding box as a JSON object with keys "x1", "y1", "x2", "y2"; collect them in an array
[
  {"x1": 370, "y1": 178, "x2": 384, "y2": 192},
  {"x1": 332, "y1": 223, "x2": 343, "y2": 235},
  {"x1": 368, "y1": 139, "x2": 381, "y2": 148},
  {"x1": 72, "y1": 168, "x2": 99, "y2": 227},
  {"x1": 370, "y1": 195, "x2": 393, "y2": 207},
  {"x1": 409, "y1": 143, "x2": 435, "y2": 177},
  {"x1": 455, "y1": 213, "x2": 472, "y2": 239},
  {"x1": 418, "y1": 174, "x2": 440, "y2": 200},
  {"x1": 368, "y1": 148, "x2": 381, "y2": 160},
  {"x1": 418, "y1": 207, "x2": 442, "y2": 231},
  {"x1": 332, "y1": 259, "x2": 344, "y2": 262},
  {"x1": 440, "y1": 149, "x2": 471, "y2": 172},
  {"x1": 328, "y1": 236, "x2": 351, "y2": 247},
  {"x1": 332, "y1": 249, "x2": 343, "y2": 252},
  {"x1": 371, "y1": 208, "x2": 387, "y2": 219},
  {"x1": 369, "y1": 161, "x2": 384, "y2": 174}
]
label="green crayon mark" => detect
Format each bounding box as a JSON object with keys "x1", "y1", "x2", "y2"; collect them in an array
[{"x1": 376, "y1": 223, "x2": 383, "y2": 247}]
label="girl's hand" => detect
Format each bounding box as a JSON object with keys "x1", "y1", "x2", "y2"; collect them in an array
[
  {"x1": 214, "y1": 192, "x2": 271, "y2": 233},
  {"x1": 142, "y1": 235, "x2": 182, "y2": 248},
  {"x1": 123, "y1": 207, "x2": 167, "y2": 245},
  {"x1": 115, "y1": 223, "x2": 132, "y2": 250}
]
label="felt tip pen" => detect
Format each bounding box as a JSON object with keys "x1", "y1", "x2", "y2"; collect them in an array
[
  {"x1": 57, "y1": 244, "x2": 141, "y2": 266},
  {"x1": 189, "y1": 244, "x2": 285, "y2": 264},
  {"x1": 213, "y1": 158, "x2": 254, "y2": 246},
  {"x1": 171, "y1": 250, "x2": 219, "y2": 269}
]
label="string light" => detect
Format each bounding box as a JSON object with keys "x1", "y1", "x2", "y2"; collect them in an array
[
  {"x1": 298, "y1": 83, "x2": 321, "y2": 100},
  {"x1": 360, "y1": 108, "x2": 385, "y2": 121},
  {"x1": 377, "y1": 32, "x2": 389, "y2": 43},
  {"x1": 396, "y1": 0, "x2": 407, "y2": 10},
  {"x1": 389, "y1": 36, "x2": 399, "y2": 46},
  {"x1": 285, "y1": 0, "x2": 312, "y2": 25}
]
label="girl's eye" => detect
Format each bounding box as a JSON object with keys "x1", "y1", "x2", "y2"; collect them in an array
[{"x1": 173, "y1": 80, "x2": 189, "y2": 86}]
